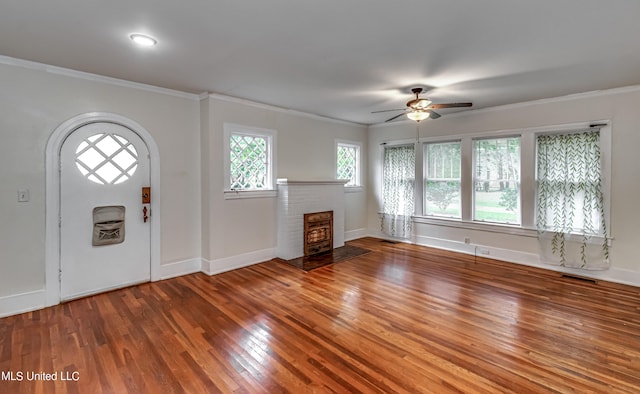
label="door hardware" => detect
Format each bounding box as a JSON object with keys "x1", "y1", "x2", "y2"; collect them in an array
[{"x1": 142, "y1": 187, "x2": 151, "y2": 204}]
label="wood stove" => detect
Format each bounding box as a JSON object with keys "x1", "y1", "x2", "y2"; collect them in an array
[{"x1": 304, "y1": 211, "x2": 333, "y2": 256}]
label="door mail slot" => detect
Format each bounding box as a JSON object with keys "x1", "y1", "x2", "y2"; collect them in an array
[{"x1": 92, "y1": 205, "x2": 125, "y2": 246}]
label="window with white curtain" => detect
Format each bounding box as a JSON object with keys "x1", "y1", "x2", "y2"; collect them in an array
[
  {"x1": 536, "y1": 129, "x2": 608, "y2": 265},
  {"x1": 381, "y1": 144, "x2": 415, "y2": 238}
]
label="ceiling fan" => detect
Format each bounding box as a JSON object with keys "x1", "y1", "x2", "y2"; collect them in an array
[{"x1": 373, "y1": 87, "x2": 472, "y2": 122}]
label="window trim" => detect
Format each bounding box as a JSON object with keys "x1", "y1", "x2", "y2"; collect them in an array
[
  {"x1": 335, "y1": 139, "x2": 363, "y2": 192},
  {"x1": 223, "y1": 123, "x2": 277, "y2": 199}
]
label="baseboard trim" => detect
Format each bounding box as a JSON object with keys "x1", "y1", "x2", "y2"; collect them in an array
[
  {"x1": 0, "y1": 289, "x2": 46, "y2": 318},
  {"x1": 412, "y1": 234, "x2": 640, "y2": 288},
  {"x1": 202, "y1": 248, "x2": 276, "y2": 276},
  {"x1": 413, "y1": 234, "x2": 477, "y2": 256},
  {"x1": 160, "y1": 258, "x2": 202, "y2": 280},
  {"x1": 4, "y1": 235, "x2": 637, "y2": 319},
  {"x1": 345, "y1": 228, "x2": 368, "y2": 242}
]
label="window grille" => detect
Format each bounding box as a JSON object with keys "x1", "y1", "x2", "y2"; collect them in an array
[
  {"x1": 75, "y1": 133, "x2": 138, "y2": 185},
  {"x1": 337, "y1": 143, "x2": 360, "y2": 186},
  {"x1": 229, "y1": 133, "x2": 270, "y2": 190}
]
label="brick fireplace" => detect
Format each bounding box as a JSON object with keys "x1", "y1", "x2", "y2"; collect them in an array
[{"x1": 276, "y1": 179, "x2": 347, "y2": 260}]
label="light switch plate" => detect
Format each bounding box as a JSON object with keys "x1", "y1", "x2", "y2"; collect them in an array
[{"x1": 18, "y1": 189, "x2": 30, "y2": 202}]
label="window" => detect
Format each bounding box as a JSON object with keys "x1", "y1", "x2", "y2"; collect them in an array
[
  {"x1": 336, "y1": 141, "x2": 361, "y2": 187},
  {"x1": 536, "y1": 131, "x2": 604, "y2": 235},
  {"x1": 224, "y1": 124, "x2": 276, "y2": 198},
  {"x1": 473, "y1": 137, "x2": 521, "y2": 224},
  {"x1": 536, "y1": 129, "x2": 608, "y2": 265},
  {"x1": 424, "y1": 141, "x2": 461, "y2": 218},
  {"x1": 381, "y1": 144, "x2": 415, "y2": 238},
  {"x1": 394, "y1": 122, "x2": 608, "y2": 245}
]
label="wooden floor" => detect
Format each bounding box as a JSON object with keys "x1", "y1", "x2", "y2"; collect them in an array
[{"x1": 2, "y1": 237, "x2": 640, "y2": 393}]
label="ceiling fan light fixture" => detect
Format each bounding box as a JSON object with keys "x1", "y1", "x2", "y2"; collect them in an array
[
  {"x1": 407, "y1": 99, "x2": 432, "y2": 110},
  {"x1": 407, "y1": 110, "x2": 430, "y2": 122}
]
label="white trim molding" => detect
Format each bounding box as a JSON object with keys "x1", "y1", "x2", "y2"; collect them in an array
[
  {"x1": 208, "y1": 93, "x2": 365, "y2": 126},
  {"x1": 202, "y1": 248, "x2": 277, "y2": 276},
  {"x1": 370, "y1": 84, "x2": 640, "y2": 128},
  {"x1": 0, "y1": 290, "x2": 46, "y2": 318},
  {"x1": 410, "y1": 233, "x2": 640, "y2": 288},
  {"x1": 345, "y1": 228, "x2": 368, "y2": 242},
  {"x1": 160, "y1": 258, "x2": 202, "y2": 280},
  {"x1": 0, "y1": 55, "x2": 199, "y2": 101}
]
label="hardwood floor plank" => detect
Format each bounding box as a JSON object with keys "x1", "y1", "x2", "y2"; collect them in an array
[{"x1": 2, "y1": 237, "x2": 640, "y2": 393}]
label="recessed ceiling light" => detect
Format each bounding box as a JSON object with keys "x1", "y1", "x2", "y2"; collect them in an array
[{"x1": 130, "y1": 34, "x2": 157, "y2": 47}]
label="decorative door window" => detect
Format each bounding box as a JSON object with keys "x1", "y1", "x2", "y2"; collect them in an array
[{"x1": 75, "y1": 133, "x2": 139, "y2": 185}]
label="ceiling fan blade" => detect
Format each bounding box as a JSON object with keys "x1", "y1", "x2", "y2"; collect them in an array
[
  {"x1": 429, "y1": 102, "x2": 472, "y2": 109},
  {"x1": 427, "y1": 110, "x2": 441, "y2": 119},
  {"x1": 385, "y1": 112, "x2": 407, "y2": 122},
  {"x1": 372, "y1": 108, "x2": 405, "y2": 114}
]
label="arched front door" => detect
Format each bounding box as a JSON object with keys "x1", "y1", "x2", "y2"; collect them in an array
[{"x1": 59, "y1": 122, "x2": 151, "y2": 300}]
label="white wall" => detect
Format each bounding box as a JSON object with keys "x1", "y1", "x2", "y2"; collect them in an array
[
  {"x1": 201, "y1": 95, "x2": 368, "y2": 268},
  {"x1": 0, "y1": 57, "x2": 369, "y2": 316},
  {"x1": 0, "y1": 61, "x2": 202, "y2": 301},
  {"x1": 6, "y1": 52, "x2": 637, "y2": 316},
  {"x1": 367, "y1": 87, "x2": 640, "y2": 286}
]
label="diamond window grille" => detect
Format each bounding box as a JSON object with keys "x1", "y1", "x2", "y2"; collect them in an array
[
  {"x1": 337, "y1": 144, "x2": 358, "y2": 186},
  {"x1": 229, "y1": 134, "x2": 269, "y2": 190},
  {"x1": 75, "y1": 133, "x2": 138, "y2": 185}
]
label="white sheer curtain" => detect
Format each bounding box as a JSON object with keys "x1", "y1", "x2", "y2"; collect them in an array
[
  {"x1": 381, "y1": 144, "x2": 415, "y2": 238},
  {"x1": 536, "y1": 130, "x2": 609, "y2": 269}
]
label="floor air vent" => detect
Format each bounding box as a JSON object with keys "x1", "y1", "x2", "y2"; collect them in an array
[{"x1": 561, "y1": 274, "x2": 598, "y2": 284}]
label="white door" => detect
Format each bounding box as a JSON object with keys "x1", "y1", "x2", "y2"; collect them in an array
[{"x1": 60, "y1": 122, "x2": 151, "y2": 300}]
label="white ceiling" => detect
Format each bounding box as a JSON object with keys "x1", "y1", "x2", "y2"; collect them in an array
[{"x1": 2, "y1": 1, "x2": 640, "y2": 125}]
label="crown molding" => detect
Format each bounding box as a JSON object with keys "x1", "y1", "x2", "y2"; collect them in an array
[
  {"x1": 453, "y1": 84, "x2": 640, "y2": 117},
  {"x1": 0, "y1": 55, "x2": 363, "y2": 126},
  {"x1": 5, "y1": 54, "x2": 637, "y2": 128},
  {"x1": 369, "y1": 84, "x2": 640, "y2": 129},
  {"x1": 205, "y1": 92, "x2": 366, "y2": 127},
  {"x1": 0, "y1": 55, "x2": 200, "y2": 101}
]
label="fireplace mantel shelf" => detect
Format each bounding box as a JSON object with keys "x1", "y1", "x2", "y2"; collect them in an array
[{"x1": 277, "y1": 178, "x2": 349, "y2": 186}]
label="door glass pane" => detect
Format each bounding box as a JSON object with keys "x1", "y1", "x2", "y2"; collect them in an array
[{"x1": 75, "y1": 133, "x2": 139, "y2": 185}]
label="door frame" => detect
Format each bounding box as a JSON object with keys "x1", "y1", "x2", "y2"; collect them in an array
[{"x1": 45, "y1": 112, "x2": 161, "y2": 307}]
